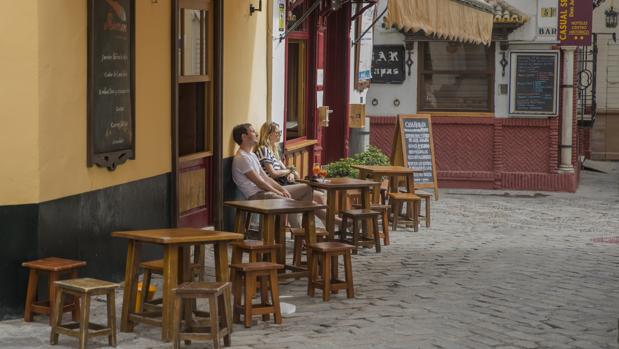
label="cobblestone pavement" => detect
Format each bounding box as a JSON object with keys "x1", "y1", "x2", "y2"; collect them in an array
[{"x1": 2, "y1": 162, "x2": 618, "y2": 349}]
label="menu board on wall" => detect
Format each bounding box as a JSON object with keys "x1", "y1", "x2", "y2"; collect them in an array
[
  {"x1": 87, "y1": 0, "x2": 135, "y2": 170},
  {"x1": 391, "y1": 114, "x2": 439, "y2": 199},
  {"x1": 371, "y1": 45, "x2": 405, "y2": 84},
  {"x1": 509, "y1": 51, "x2": 559, "y2": 116}
]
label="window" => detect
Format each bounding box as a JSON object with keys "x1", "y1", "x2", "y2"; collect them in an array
[
  {"x1": 419, "y1": 42, "x2": 494, "y2": 112},
  {"x1": 286, "y1": 40, "x2": 307, "y2": 140}
]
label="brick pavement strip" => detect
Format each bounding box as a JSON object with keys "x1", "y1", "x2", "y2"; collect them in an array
[{"x1": 1, "y1": 163, "x2": 619, "y2": 348}]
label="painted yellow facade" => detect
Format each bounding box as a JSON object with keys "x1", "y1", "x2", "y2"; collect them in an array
[{"x1": 0, "y1": 0, "x2": 270, "y2": 205}]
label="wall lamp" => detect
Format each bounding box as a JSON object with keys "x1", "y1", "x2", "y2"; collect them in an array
[
  {"x1": 250, "y1": 0, "x2": 262, "y2": 15},
  {"x1": 606, "y1": 6, "x2": 618, "y2": 28}
]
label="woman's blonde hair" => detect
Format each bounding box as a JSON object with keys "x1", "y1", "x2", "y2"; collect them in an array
[{"x1": 257, "y1": 121, "x2": 281, "y2": 160}]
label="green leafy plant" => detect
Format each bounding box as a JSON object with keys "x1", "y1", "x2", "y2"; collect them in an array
[{"x1": 325, "y1": 146, "x2": 390, "y2": 178}]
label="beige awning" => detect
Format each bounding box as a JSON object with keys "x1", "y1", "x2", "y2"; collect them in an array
[{"x1": 384, "y1": 0, "x2": 494, "y2": 45}]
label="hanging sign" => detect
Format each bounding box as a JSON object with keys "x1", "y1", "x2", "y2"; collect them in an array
[
  {"x1": 371, "y1": 45, "x2": 405, "y2": 84},
  {"x1": 558, "y1": 0, "x2": 593, "y2": 46},
  {"x1": 87, "y1": 0, "x2": 135, "y2": 170}
]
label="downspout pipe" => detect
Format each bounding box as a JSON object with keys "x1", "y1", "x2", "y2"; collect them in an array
[{"x1": 559, "y1": 46, "x2": 576, "y2": 173}]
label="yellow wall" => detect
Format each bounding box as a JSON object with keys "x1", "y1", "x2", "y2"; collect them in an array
[
  {"x1": 223, "y1": 1, "x2": 269, "y2": 158},
  {"x1": 0, "y1": 2, "x2": 40, "y2": 205},
  {"x1": 37, "y1": 0, "x2": 171, "y2": 202}
]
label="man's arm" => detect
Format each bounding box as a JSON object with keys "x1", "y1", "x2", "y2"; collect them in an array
[{"x1": 245, "y1": 170, "x2": 289, "y2": 198}]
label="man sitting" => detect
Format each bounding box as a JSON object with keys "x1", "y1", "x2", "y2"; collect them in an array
[{"x1": 232, "y1": 123, "x2": 313, "y2": 227}]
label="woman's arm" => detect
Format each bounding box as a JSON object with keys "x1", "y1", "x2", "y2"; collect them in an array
[{"x1": 263, "y1": 163, "x2": 291, "y2": 178}]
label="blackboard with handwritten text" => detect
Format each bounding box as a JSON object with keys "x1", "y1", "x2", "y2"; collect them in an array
[
  {"x1": 88, "y1": 0, "x2": 135, "y2": 170},
  {"x1": 510, "y1": 52, "x2": 559, "y2": 115}
]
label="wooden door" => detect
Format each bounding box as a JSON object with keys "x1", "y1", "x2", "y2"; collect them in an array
[{"x1": 174, "y1": 0, "x2": 215, "y2": 228}]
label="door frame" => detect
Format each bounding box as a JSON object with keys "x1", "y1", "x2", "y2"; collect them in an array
[{"x1": 171, "y1": 0, "x2": 223, "y2": 229}]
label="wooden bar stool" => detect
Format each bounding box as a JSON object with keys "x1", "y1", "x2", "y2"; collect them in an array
[
  {"x1": 388, "y1": 192, "x2": 421, "y2": 232},
  {"x1": 230, "y1": 240, "x2": 278, "y2": 264},
  {"x1": 339, "y1": 209, "x2": 382, "y2": 253},
  {"x1": 172, "y1": 282, "x2": 232, "y2": 349},
  {"x1": 415, "y1": 191, "x2": 432, "y2": 227},
  {"x1": 50, "y1": 278, "x2": 119, "y2": 349},
  {"x1": 22, "y1": 257, "x2": 86, "y2": 323},
  {"x1": 352, "y1": 203, "x2": 391, "y2": 245},
  {"x1": 289, "y1": 227, "x2": 329, "y2": 267},
  {"x1": 230, "y1": 262, "x2": 283, "y2": 328},
  {"x1": 307, "y1": 242, "x2": 355, "y2": 301}
]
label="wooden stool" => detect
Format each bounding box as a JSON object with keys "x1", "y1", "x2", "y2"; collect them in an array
[
  {"x1": 352, "y1": 203, "x2": 391, "y2": 245},
  {"x1": 388, "y1": 192, "x2": 421, "y2": 232},
  {"x1": 172, "y1": 282, "x2": 232, "y2": 349},
  {"x1": 307, "y1": 242, "x2": 354, "y2": 301},
  {"x1": 340, "y1": 209, "x2": 382, "y2": 253},
  {"x1": 230, "y1": 240, "x2": 278, "y2": 264},
  {"x1": 289, "y1": 227, "x2": 329, "y2": 267},
  {"x1": 50, "y1": 278, "x2": 119, "y2": 349},
  {"x1": 22, "y1": 257, "x2": 86, "y2": 323},
  {"x1": 230, "y1": 262, "x2": 283, "y2": 328},
  {"x1": 138, "y1": 258, "x2": 203, "y2": 313},
  {"x1": 415, "y1": 191, "x2": 432, "y2": 227}
]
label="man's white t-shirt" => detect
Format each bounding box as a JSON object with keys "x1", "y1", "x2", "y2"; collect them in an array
[{"x1": 232, "y1": 149, "x2": 264, "y2": 198}]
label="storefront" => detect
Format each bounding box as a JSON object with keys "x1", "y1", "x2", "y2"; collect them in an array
[{"x1": 367, "y1": 0, "x2": 582, "y2": 192}]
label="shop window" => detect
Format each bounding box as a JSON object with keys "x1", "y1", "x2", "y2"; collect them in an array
[
  {"x1": 419, "y1": 42, "x2": 494, "y2": 112},
  {"x1": 286, "y1": 40, "x2": 307, "y2": 140}
]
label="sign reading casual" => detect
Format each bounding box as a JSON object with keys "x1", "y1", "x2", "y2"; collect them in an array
[
  {"x1": 371, "y1": 45, "x2": 405, "y2": 84},
  {"x1": 509, "y1": 51, "x2": 560, "y2": 116},
  {"x1": 87, "y1": 0, "x2": 135, "y2": 171},
  {"x1": 391, "y1": 115, "x2": 438, "y2": 199},
  {"x1": 537, "y1": 0, "x2": 558, "y2": 41},
  {"x1": 558, "y1": 0, "x2": 593, "y2": 46}
]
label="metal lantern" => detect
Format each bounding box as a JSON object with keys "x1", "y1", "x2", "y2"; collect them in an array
[{"x1": 606, "y1": 7, "x2": 618, "y2": 28}]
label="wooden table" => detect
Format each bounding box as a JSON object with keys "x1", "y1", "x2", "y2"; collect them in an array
[
  {"x1": 224, "y1": 199, "x2": 326, "y2": 279},
  {"x1": 112, "y1": 228, "x2": 243, "y2": 342},
  {"x1": 302, "y1": 178, "x2": 379, "y2": 238},
  {"x1": 353, "y1": 165, "x2": 417, "y2": 203}
]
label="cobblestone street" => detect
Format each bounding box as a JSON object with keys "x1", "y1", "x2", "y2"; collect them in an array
[{"x1": 2, "y1": 162, "x2": 618, "y2": 349}]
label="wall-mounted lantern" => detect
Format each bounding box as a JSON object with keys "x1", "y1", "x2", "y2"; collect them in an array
[
  {"x1": 249, "y1": 0, "x2": 262, "y2": 15},
  {"x1": 606, "y1": 7, "x2": 618, "y2": 28}
]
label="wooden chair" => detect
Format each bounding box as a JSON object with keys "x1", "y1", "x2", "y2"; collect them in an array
[
  {"x1": 22, "y1": 257, "x2": 86, "y2": 323},
  {"x1": 230, "y1": 262, "x2": 283, "y2": 328},
  {"x1": 352, "y1": 203, "x2": 391, "y2": 245},
  {"x1": 307, "y1": 242, "x2": 355, "y2": 301},
  {"x1": 388, "y1": 192, "x2": 421, "y2": 232},
  {"x1": 339, "y1": 209, "x2": 382, "y2": 253},
  {"x1": 415, "y1": 190, "x2": 432, "y2": 227},
  {"x1": 171, "y1": 282, "x2": 232, "y2": 349},
  {"x1": 289, "y1": 227, "x2": 329, "y2": 267},
  {"x1": 50, "y1": 278, "x2": 119, "y2": 349}
]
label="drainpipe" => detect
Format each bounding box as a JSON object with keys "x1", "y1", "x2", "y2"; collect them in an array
[{"x1": 559, "y1": 46, "x2": 576, "y2": 173}]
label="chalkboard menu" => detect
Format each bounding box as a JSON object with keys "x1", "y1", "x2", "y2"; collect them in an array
[
  {"x1": 87, "y1": 0, "x2": 135, "y2": 170},
  {"x1": 391, "y1": 115, "x2": 438, "y2": 199},
  {"x1": 509, "y1": 51, "x2": 559, "y2": 116},
  {"x1": 371, "y1": 45, "x2": 405, "y2": 84}
]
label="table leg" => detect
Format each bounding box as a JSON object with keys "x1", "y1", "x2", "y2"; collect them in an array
[
  {"x1": 263, "y1": 214, "x2": 281, "y2": 264},
  {"x1": 362, "y1": 187, "x2": 372, "y2": 237},
  {"x1": 302, "y1": 212, "x2": 316, "y2": 245},
  {"x1": 214, "y1": 241, "x2": 233, "y2": 335},
  {"x1": 274, "y1": 215, "x2": 286, "y2": 267},
  {"x1": 120, "y1": 240, "x2": 141, "y2": 332},
  {"x1": 162, "y1": 244, "x2": 180, "y2": 342},
  {"x1": 234, "y1": 210, "x2": 246, "y2": 235},
  {"x1": 326, "y1": 190, "x2": 337, "y2": 239}
]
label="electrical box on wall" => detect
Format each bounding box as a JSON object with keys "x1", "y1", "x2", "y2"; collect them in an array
[{"x1": 349, "y1": 104, "x2": 366, "y2": 128}]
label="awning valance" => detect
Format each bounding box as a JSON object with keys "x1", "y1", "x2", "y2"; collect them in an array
[{"x1": 383, "y1": 0, "x2": 494, "y2": 45}]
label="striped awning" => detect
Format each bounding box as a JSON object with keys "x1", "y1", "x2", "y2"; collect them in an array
[{"x1": 383, "y1": 0, "x2": 495, "y2": 45}]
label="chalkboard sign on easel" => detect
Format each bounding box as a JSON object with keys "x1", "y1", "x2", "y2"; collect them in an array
[
  {"x1": 391, "y1": 114, "x2": 439, "y2": 199},
  {"x1": 87, "y1": 0, "x2": 135, "y2": 171},
  {"x1": 509, "y1": 51, "x2": 559, "y2": 116}
]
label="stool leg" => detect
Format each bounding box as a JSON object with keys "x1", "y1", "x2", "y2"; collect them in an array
[
  {"x1": 232, "y1": 272, "x2": 242, "y2": 324},
  {"x1": 48, "y1": 271, "x2": 59, "y2": 325},
  {"x1": 24, "y1": 269, "x2": 37, "y2": 322},
  {"x1": 139, "y1": 269, "x2": 151, "y2": 313},
  {"x1": 172, "y1": 295, "x2": 182, "y2": 349},
  {"x1": 372, "y1": 217, "x2": 381, "y2": 253},
  {"x1": 292, "y1": 236, "x2": 302, "y2": 267},
  {"x1": 413, "y1": 201, "x2": 420, "y2": 232},
  {"x1": 106, "y1": 290, "x2": 117, "y2": 347},
  {"x1": 352, "y1": 219, "x2": 360, "y2": 255},
  {"x1": 259, "y1": 275, "x2": 270, "y2": 322},
  {"x1": 425, "y1": 197, "x2": 431, "y2": 227},
  {"x1": 392, "y1": 200, "x2": 400, "y2": 231},
  {"x1": 269, "y1": 270, "x2": 282, "y2": 324},
  {"x1": 307, "y1": 252, "x2": 317, "y2": 297},
  {"x1": 79, "y1": 295, "x2": 91, "y2": 349},
  {"x1": 70, "y1": 270, "x2": 80, "y2": 321},
  {"x1": 244, "y1": 272, "x2": 256, "y2": 328},
  {"x1": 50, "y1": 287, "x2": 64, "y2": 345},
  {"x1": 331, "y1": 255, "x2": 339, "y2": 294},
  {"x1": 249, "y1": 250, "x2": 258, "y2": 263},
  {"x1": 208, "y1": 295, "x2": 221, "y2": 349},
  {"x1": 219, "y1": 290, "x2": 232, "y2": 347},
  {"x1": 322, "y1": 254, "x2": 331, "y2": 302},
  {"x1": 340, "y1": 216, "x2": 349, "y2": 242},
  {"x1": 382, "y1": 209, "x2": 390, "y2": 245},
  {"x1": 344, "y1": 251, "x2": 354, "y2": 299}
]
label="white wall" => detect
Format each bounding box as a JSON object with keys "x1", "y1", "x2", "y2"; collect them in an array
[
  {"x1": 269, "y1": 0, "x2": 286, "y2": 127},
  {"x1": 592, "y1": 2, "x2": 619, "y2": 112}
]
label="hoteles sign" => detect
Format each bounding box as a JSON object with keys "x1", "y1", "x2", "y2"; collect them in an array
[
  {"x1": 87, "y1": 0, "x2": 135, "y2": 171},
  {"x1": 509, "y1": 51, "x2": 560, "y2": 116},
  {"x1": 558, "y1": 0, "x2": 593, "y2": 46},
  {"x1": 371, "y1": 45, "x2": 405, "y2": 84}
]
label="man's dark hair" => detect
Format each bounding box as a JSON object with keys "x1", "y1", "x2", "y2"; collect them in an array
[{"x1": 232, "y1": 123, "x2": 252, "y2": 145}]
